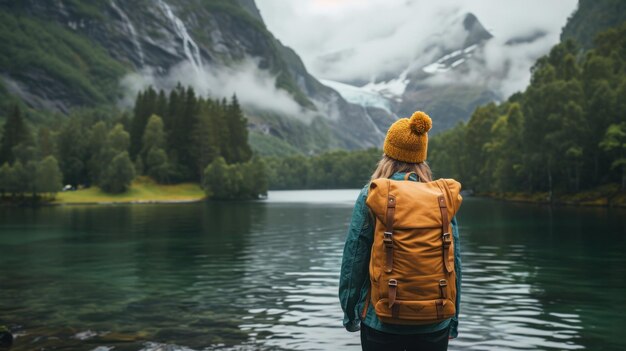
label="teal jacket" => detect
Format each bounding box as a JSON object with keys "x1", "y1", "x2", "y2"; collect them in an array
[{"x1": 339, "y1": 172, "x2": 461, "y2": 337}]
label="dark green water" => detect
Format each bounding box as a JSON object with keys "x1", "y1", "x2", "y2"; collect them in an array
[{"x1": 0, "y1": 190, "x2": 625, "y2": 351}]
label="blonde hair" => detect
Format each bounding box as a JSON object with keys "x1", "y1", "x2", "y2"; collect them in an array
[{"x1": 371, "y1": 154, "x2": 433, "y2": 182}]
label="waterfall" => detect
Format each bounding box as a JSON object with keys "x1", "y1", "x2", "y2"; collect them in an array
[
  {"x1": 157, "y1": 0, "x2": 203, "y2": 73},
  {"x1": 110, "y1": 0, "x2": 145, "y2": 66}
]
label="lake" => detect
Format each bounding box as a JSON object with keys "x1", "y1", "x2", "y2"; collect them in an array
[{"x1": 1, "y1": 190, "x2": 625, "y2": 351}]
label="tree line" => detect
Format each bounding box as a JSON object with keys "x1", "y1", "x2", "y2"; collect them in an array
[
  {"x1": 429, "y1": 23, "x2": 626, "y2": 195},
  {"x1": 0, "y1": 85, "x2": 267, "y2": 200},
  {"x1": 0, "y1": 81, "x2": 385, "y2": 201},
  {"x1": 264, "y1": 148, "x2": 381, "y2": 190}
]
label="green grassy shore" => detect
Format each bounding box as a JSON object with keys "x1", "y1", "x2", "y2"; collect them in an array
[
  {"x1": 54, "y1": 177, "x2": 205, "y2": 205},
  {"x1": 479, "y1": 183, "x2": 626, "y2": 208}
]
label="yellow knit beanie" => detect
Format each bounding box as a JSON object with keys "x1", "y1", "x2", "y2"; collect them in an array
[{"x1": 383, "y1": 111, "x2": 432, "y2": 163}]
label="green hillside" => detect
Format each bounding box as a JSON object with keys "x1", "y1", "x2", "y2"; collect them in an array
[
  {"x1": 0, "y1": 11, "x2": 127, "y2": 113},
  {"x1": 561, "y1": 0, "x2": 626, "y2": 49}
]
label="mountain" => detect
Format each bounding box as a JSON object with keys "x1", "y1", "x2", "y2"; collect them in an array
[
  {"x1": 315, "y1": 12, "x2": 554, "y2": 134},
  {"x1": 0, "y1": 0, "x2": 389, "y2": 154}
]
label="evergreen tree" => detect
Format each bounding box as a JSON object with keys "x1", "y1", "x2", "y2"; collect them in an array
[
  {"x1": 191, "y1": 103, "x2": 219, "y2": 179},
  {"x1": 179, "y1": 86, "x2": 199, "y2": 174},
  {"x1": 141, "y1": 115, "x2": 174, "y2": 183},
  {"x1": 167, "y1": 84, "x2": 184, "y2": 132},
  {"x1": 0, "y1": 162, "x2": 11, "y2": 196},
  {"x1": 166, "y1": 84, "x2": 185, "y2": 158},
  {"x1": 12, "y1": 140, "x2": 37, "y2": 165},
  {"x1": 56, "y1": 116, "x2": 88, "y2": 187},
  {"x1": 9, "y1": 161, "x2": 26, "y2": 196},
  {"x1": 23, "y1": 160, "x2": 38, "y2": 196},
  {"x1": 35, "y1": 155, "x2": 63, "y2": 196},
  {"x1": 155, "y1": 90, "x2": 168, "y2": 125},
  {"x1": 37, "y1": 127, "x2": 54, "y2": 158},
  {"x1": 463, "y1": 103, "x2": 498, "y2": 191},
  {"x1": 429, "y1": 123, "x2": 467, "y2": 182},
  {"x1": 86, "y1": 121, "x2": 108, "y2": 184},
  {"x1": 134, "y1": 157, "x2": 144, "y2": 176},
  {"x1": 116, "y1": 112, "x2": 131, "y2": 131},
  {"x1": 599, "y1": 122, "x2": 626, "y2": 189},
  {"x1": 227, "y1": 95, "x2": 252, "y2": 163},
  {"x1": 146, "y1": 147, "x2": 173, "y2": 183},
  {"x1": 107, "y1": 123, "x2": 131, "y2": 153},
  {"x1": 130, "y1": 87, "x2": 157, "y2": 158},
  {"x1": 142, "y1": 115, "x2": 166, "y2": 153},
  {"x1": 95, "y1": 124, "x2": 135, "y2": 193},
  {"x1": 0, "y1": 104, "x2": 30, "y2": 164},
  {"x1": 217, "y1": 98, "x2": 232, "y2": 162}
]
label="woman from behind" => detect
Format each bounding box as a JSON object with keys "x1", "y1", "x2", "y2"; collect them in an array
[{"x1": 339, "y1": 111, "x2": 462, "y2": 351}]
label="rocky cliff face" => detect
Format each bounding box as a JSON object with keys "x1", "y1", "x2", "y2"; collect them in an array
[{"x1": 0, "y1": 0, "x2": 388, "y2": 152}]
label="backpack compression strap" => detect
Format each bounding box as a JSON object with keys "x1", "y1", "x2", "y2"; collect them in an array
[
  {"x1": 438, "y1": 194, "x2": 453, "y2": 273},
  {"x1": 384, "y1": 194, "x2": 396, "y2": 273}
]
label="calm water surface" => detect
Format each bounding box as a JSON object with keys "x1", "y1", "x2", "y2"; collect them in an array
[{"x1": 0, "y1": 190, "x2": 625, "y2": 351}]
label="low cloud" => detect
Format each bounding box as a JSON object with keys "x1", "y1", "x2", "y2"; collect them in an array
[
  {"x1": 257, "y1": 0, "x2": 578, "y2": 97},
  {"x1": 421, "y1": 25, "x2": 564, "y2": 98},
  {"x1": 120, "y1": 59, "x2": 316, "y2": 122}
]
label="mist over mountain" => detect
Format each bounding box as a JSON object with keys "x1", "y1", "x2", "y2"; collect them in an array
[
  {"x1": 0, "y1": 0, "x2": 392, "y2": 154},
  {"x1": 258, "y1": 0, "x2": 577, "y2": 134},
  {"x1": 310, "y1": 10, "x2": 574, "y2": 133}
]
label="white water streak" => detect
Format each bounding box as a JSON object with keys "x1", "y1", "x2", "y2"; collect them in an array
[
  {"x1": 157, "y1": 0, "x2": 203, "y2": 73},
  {"x1": 110, "y1": 0, "x2": 144, "y2": 66}
]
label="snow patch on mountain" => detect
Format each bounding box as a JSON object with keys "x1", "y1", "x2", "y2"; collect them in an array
[
  {"x1": 422, "y1": 44, "x2": 477, "y2": 74},
  {"x1": 362, "y1": 69, "x2": 410, "y2": 101},
  {"x1": 320, "y1": 79, "x2": 392, "y2": 112}
]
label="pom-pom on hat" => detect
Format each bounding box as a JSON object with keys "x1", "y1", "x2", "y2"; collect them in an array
[{"x1": 383, "y1": 111, "x2": 432, "y2": 163}]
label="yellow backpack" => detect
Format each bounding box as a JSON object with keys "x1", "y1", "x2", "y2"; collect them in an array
[{"x1": 364, "y1": 175, "x2": 462, "y2": 325}]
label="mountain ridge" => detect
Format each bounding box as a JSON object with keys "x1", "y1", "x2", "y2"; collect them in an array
[{"x1": 0, "y1": 0, "x2": 389, "y2": 153}]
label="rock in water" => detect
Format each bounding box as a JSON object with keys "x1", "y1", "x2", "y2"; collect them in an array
[{"x1": 0, "y1": 325, "x2": 13, "y2": 350}]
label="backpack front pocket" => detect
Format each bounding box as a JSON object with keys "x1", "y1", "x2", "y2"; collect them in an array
[{"x1": 374, "y1": 298, "x2": 456, "y2": 325}]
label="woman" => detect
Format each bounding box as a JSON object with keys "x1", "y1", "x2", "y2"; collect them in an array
[{"x1": 339, "y1": 111, "x2": 461, "y2": 351}]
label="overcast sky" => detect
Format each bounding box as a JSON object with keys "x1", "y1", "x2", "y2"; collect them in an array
[{"x1": 255, "y1": 0, "x2": 578, "y2": 95}]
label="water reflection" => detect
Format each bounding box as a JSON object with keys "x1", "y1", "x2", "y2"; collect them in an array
[
  {"x1": 239, "y1": 201, "x2": 356, "y2": 350},
  {"x1": 458, "y1": 245, "x2": 583, "y2": 350}
]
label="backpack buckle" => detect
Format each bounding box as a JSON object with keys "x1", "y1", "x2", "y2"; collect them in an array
[
  {"x1": 439, "y1": 279, "x2": 448, "y2": 299},
  {"x1": 388, "y1": 279, "x2": 398, "y2": 287},
  {"x1": 442, "y1": 233, "x2": 451, "y2": 248},
  {"x1": 383, "y1": 231, "x2": 393, "y2": 247}
]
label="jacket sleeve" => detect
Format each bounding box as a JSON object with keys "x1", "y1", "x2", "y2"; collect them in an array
[
  {"x1": 449, "y1": 216, "x2": 462, "y2": 338},
  {"x1": 339, "y1": 186, "x2": 373, "y2": 332}
]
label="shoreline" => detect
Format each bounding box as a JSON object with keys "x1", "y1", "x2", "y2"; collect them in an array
[
  {"x1": 3, "y1": 183, "x2": 625, "y2": 208},
  {"x1": 476, "y1": 184, "x2": 626, "y2": 208},
  {"x1": 0, "y1": 196, "x2": 206, "y2": 207},
  {"x1": 46, "y1": 177, "x2": 206, "y2": 206},
  {"x1": 51, "y1": 198, "x2": 206, "y2": 206}
]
